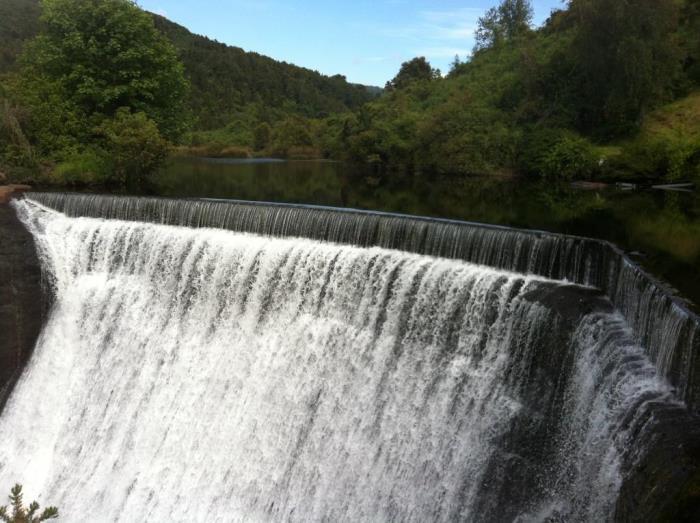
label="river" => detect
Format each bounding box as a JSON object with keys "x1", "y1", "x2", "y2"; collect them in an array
[{"x1": 53, "y1": 156, "x2": 694, "y2": 308}]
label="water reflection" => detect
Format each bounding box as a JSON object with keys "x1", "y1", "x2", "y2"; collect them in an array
[{"x1": 146, "y1": 157, "x2": 699, "y2": 307}]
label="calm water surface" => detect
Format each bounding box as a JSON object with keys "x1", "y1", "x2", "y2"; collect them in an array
[{"x1": 138, "y1": 157, "x2": 700, "y2": 308}]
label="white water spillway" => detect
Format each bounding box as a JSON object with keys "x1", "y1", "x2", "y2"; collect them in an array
[{"x1": 0, "y1": 198, "x2": 688, "y2": 521}]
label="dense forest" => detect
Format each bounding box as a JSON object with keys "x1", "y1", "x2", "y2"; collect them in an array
[
  {"x1": 314, "y1": 0, "x2": 700, "y2": 181},
  {"x1": 1, "y1": 0, "x2": 699, "y2": 185},
  {"x1": 0, "y1": 0, "x2": 381, "y2": 183}
]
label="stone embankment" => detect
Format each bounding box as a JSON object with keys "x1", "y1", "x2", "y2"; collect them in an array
[{"x1": 0, "y1": 187, "x2": 43, "y2": 411}]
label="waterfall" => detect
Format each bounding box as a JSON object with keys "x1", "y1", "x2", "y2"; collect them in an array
[
  {"x1": 25, "y1": 192, "x2": 700, "y2": 412},
  {"x1": 0, "y1": 198, "x2": 681, "y2": 521}
]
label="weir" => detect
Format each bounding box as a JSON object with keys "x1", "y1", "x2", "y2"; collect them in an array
[
  {"x1": 25, "y1": 192, "x2": 700, "y2": 413},
  {"x1": 0, "y1": 193, "x2": 697, "y2": 521}
]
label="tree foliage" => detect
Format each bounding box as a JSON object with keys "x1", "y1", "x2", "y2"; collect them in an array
[
  {"x1": 385, "y1": 57, "x2": 441, "y2": 90},
  {"x1": 567, "y1": 0, "x2": 682, "y2": 136},
  {"x1": 21, "y1": 0, "x2": 188, "y2": 140},
  {"x1": 151, "y1": 14, "x2": 378, "y2": 129},
  {"x1": 0, "y1": 484, "x2": 58, "y2": 523},
  {"x1": 95, "y1": 107, "x2": 170, "y2": 185},
  {"x1": 0, "y1": 0, "x2": 188, "y2": 184},
  {"x1": 317, "y1": 0, "x2": 699, "y2": 181},
  {"x1": 1, "y1": 0, "x2": 698, "y2": 182},
  {"x1": 474, "y1": 0, "x2": 533, "y2": 52}
]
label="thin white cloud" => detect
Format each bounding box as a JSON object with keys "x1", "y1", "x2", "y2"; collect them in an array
[
  {"x1": 420, "y1": 8, "x2": 483, "y2": 41},
  {"x1": 419, "y1": 47, "x2": 473, "y2": 59},
  {"x1": 352, "y1": 56, "x2": 394, "y2": 65},
  {"x1": 377, "y1": 7, "x2": 484, "y2": 42}
]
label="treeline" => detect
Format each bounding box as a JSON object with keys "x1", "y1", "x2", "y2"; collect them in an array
[
  {"x1": 0, "y1": 0, "x2": 378, "y2": 135},
  {"x1": 2, "y1": 0, "x2": 699, "y2": 184},
  {"x1": 307, "y1": 0, "x2": 700, "y2": 181},
  {"x1": 0, "y1": 0, "x2": 380, "y2": 185},
  {"x1": 151, "y1": 15, "x2": 377, "y2": 129},
  {"x1": 0, "y1": 0, "x2": 190, "y2": 185}
]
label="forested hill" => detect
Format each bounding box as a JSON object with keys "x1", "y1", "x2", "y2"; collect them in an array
[
  {"x1": 0, "y1": 0, "x2": 379, "y2": 129},
  {"x1": 150, "y1": 14, "x2": 378, "y2": 129}
]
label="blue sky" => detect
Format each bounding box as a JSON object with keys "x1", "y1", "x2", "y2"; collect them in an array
[{"x1": 137, "y1": 1, "x2": 564, "y2": 86}]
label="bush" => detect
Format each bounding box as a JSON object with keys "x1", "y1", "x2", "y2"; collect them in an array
[
  {"x1": 618, "y1": 135, "x2": 700, "y2": 181},
  {"x1": 541, "y1": 133, "x2": 598, "y2": 180},
  {"x1": 52, "y1": 148, "x2": 109, "y2": 185},
  {"x1": 520, "y1": 128, "x2": 598, "y2": 180},
  {"x1": 416, "y1": 102, "x2": 519, "y2": 175},
  {"x1": 270, "y1": 117, "x2": 314, "y2": 156},
  {"x1": 253, "y1": 122, "x2": 272, "y2": 151},
  {"x1": 96, "y1": 108, "x2": 169, "y2": 185},
  {"x1": 664, "y1": 138, "x2": 700, "y2": 180},
  {"x1": 0, "y1": 99, "x2": 37, "y2": 169}
]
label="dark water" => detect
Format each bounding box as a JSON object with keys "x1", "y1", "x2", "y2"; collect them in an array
[{"x1": 140, "y1": 157, "x2": 699, "y2": 308}]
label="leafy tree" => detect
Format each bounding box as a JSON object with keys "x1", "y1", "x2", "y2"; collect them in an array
[
  {"x1": 385, "y1": 57, "x2": 440, "y2": 90},
  {"x1": 474, "y1": 0, "x2": 533, "y2": 52},
  {"x1": 20, "y1": 0, "x2": 189, "y2": 140},
  {"x1": 0, "y1": 96, "x2": 35, "y2": 168},
  {"x1": 0, "y1": 484, "x2": 58, "y2": 522},
  {"x1": 253, "y1": 122, "x2": 272, "y2": 151},
  {"x1": 679, "y1": 0, "x2": 700, "y2": 85},
  {"x1": 270, "y1": 116, "x2": 315, "y2": 156},
  {"x1": 96, "y1": 107, "x2": 169, "y2": 185},
  {"x1": 568, "y1": 0, "x2": 682, "y2": 136}
]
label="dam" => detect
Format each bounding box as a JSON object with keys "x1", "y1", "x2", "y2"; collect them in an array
[{"x1": 0, "y1": 193, "x2": 698, "y2": 521}]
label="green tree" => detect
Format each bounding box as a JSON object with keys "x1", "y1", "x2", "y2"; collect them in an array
[
  {"x1": 253, "y1": 122, "x2": 272, "y2": 151},
  {"x1": 568, "y1": 0, "x2": 681, "y2": 136},
  {"x1": 0, "y1": 484, "x2": 58, "y2": 522},
  {"x1": 20, "y1": 0, "x2": 189, "y2": 141},
  {"x1": 271, "y1": 116, "x2": 314, "y2": 155},
  {"x1": 385, "y1": 57, "x2": 440, "y2": 90},
  {"x1": 474, "y1": 0, "x2": 533, "y2": 52},
  {"x1": 96, "y1": 107, "x2": 169, "y2": 185}
]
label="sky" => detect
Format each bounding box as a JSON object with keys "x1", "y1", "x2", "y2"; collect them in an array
[{"x1": 137, "y1": 1, "x2": 564, "y2": 86}]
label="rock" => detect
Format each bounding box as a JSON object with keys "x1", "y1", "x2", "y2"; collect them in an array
[
  {"x1": 0, "y1": 184, "x2": 32, "y2": 204},
  {"x1": 0, "y1": 171, "x2": 6, "y2": 183},
  {"x1": 0, "y1": 203, "x2": 44, "y2": 413},
  {"x1": 0, "y1": 187, "x2": 13, "y2": 204}
]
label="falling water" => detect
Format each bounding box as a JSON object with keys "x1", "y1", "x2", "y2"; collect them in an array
[
  {"x1": 26, "y1": 193, "x2": 700, "y2": 412},
  {"x1": 0, "y1": 198, "x2": 684, "y2": 521}
]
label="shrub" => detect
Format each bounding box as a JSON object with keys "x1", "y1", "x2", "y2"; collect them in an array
[
  {"x1": 0, "y1": 99, "x2": 37, "y2": 169},
  {"x1": 657, "y1": 137, "x2": 700, "y2": 180},
  {"x1": 270, "y1": 117, "x2": 314, "y2": 156},
  {"x1": 541, "y1": 133, "x2": 598, "y2": 180},
  {"x1": 619, "y1": 135, "x2": 700, "y2": 181},
  {"x1": 0, "y1": 484, "x2": 58, "y2": 522},
  {"x1": 520, "y1": 128, "x2": 598, "y2": 180},
  {"x1": 96, "y1": 108, "x2": 169, "y2": 185},
  {"x1": 52, "y1": 148, "x2": 109, "y2": 185},
  {"x1": 253, "y1": 122, "x2": 272, "y2": 151}
]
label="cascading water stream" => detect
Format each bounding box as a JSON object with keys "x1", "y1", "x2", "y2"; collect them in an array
[
  {"x1": 0, "y1": 199, "x2": 683, "y2": 521},
  {"x1": 25, "y1": 193, "x2": 700, "y2": 412}
]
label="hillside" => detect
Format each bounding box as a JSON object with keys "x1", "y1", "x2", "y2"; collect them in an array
[
  {"x1": 0, "y1": 0, "x2": 378, "y2": 129},
  {"x1": 311, "y1": 0, "x2": 700, "y2": 182}
]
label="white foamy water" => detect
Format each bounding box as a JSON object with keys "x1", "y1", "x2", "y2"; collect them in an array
[{"x1": 0, "y1": 201, "x2": 677, "y2": 522}]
